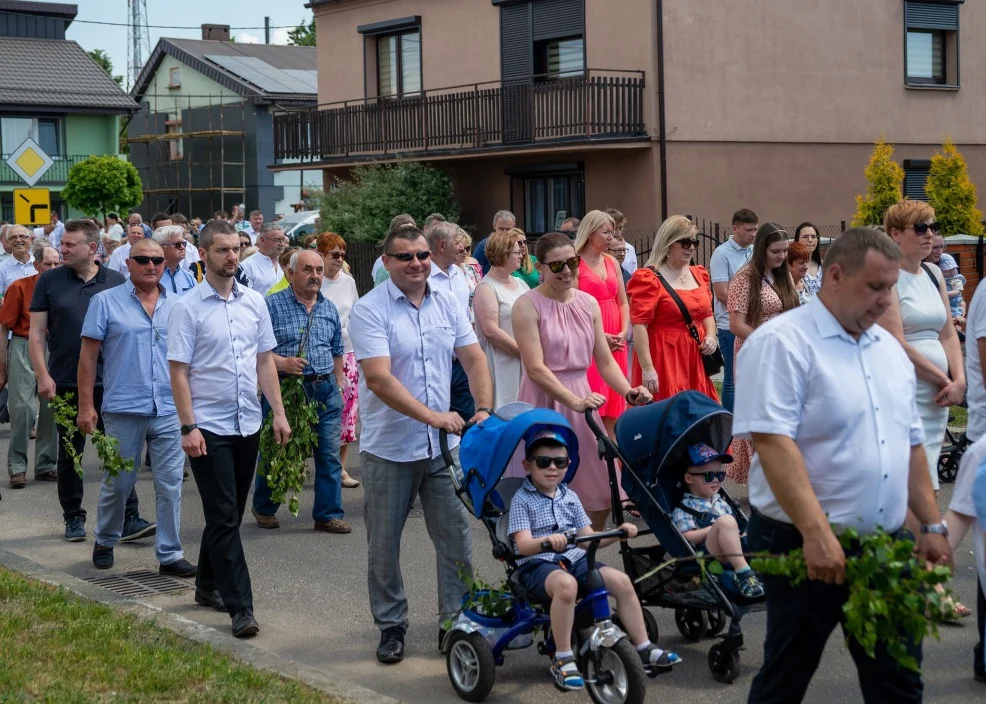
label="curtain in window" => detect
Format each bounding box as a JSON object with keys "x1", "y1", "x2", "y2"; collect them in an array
[
  {"x1": 378, "y1": 34, "x2": 399, "y2": 97},
  {"x1": 906, "y1": 30, "x2": 943, "y2": 81},
  {"x1": 547, "y1": 38, "x2": 584, "y2": 78},
  {"x1": 1, "y1": 117, "x2": 33, "y2": 155}
]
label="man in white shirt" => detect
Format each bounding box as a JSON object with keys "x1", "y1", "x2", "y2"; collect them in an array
[
  {"x1": 735, "y1": 228, "x2": 951, "y2": 703},
  {"x1": 0, "y1": 226, "x2": 36, "y2": 296},
  {"x1": 239, "y1": 224, "x2": 286, "y2": 296},
  {"x1": 107, "y1": 224, "x2": 148, "y2": 278},
  {"x1": 153, "y1": 226, "x2": 197, "y2": 296},
  {"x1": 708, "y1": 208, "x2": 757, "y2": 411},
  {"x1": 243, "y1": 210, "x2": 264, "y2": 245},
  {"x1": 605, "y1": 208, "x2": 637, "y2": 276},
  {"x1": 33, "y1": 211, "x2": 65, "y2": 249}
]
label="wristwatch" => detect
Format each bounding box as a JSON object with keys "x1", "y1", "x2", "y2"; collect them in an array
[
  {"x1": 476, "y1": 407, "x2": 494, "y2": 416},
  {"x1": 920, "y1": 521, "x2": 949, "y2": 537},
  {"x1": 180, "y1": 424, "x2": 198, "y2": 436}
]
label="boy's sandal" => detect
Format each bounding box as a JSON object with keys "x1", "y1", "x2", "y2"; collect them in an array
[
  {"x1": 640, "y1": 645, "x2": 681, "y2": 674},
  {"x1": 551, "y1": 655, "x2": 585, "y2": 690}
]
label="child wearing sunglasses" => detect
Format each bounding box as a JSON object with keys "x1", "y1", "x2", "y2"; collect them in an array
[
  {"x1": 671, "y1": 443, "x2": 764, "y2": 599},
  {"x1": 509, "y1": 430, "x2": 680, "y2": 691}
]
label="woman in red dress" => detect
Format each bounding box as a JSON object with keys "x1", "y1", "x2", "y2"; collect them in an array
[
  {"x1": 575, "y1": 210, "x2": 630, "y2": 438},
  {"x1": 628, "y1": 215, "x2": 720, "y2": 402}
]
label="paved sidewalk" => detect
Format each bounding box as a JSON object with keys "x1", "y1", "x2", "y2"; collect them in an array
[{"x1": 0, "y1": 429, "x2": 982, "y2": 703}]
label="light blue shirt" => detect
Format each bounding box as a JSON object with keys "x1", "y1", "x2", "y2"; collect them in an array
[
  {"x1": 81, "y1": 281, "x2": 177, "y2": 416},
  {"x1": 167, "y1": 280, "x2": 277, "y2": 436},
  {"x1": 161, "y1": 265, "x2": 197, "y2": 296},
  {"x1": 733, "y1": 296, "x2": 924, "y2": 534},
  {"x1": 350, "y1": 278, "x2": 478, "y2": 462},
  {"x1": 0, "y1": 255, "x2": 35, "y2": 296},
  {"x1": 709, "y1": 237, "x2": 752, "y2": 329}
]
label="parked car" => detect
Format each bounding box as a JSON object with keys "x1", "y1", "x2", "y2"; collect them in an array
[{"x1": 278, "y1": 210, "x2": 320, "y2": 246}]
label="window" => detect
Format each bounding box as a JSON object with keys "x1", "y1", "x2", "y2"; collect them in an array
[
  {"x1": 904, "y1": 1, "x2": 960, "y2": 86},
  {"x1": 38, "y1": 118, "x2": 61, "y2": 156},
  {"x1": 166, "y1": 119, "x2": 183, "y2": 160},
  {"x1": 534, "y1": 36, "x2": 585, "y2": 79},
  {"x1": 0, "y1": 117, "x2": 61, "y2": 156},
  {"x1": 169, "y1": 67, "x2": 181, "y2": 88},
  {"x1": 523, "y1": 170, "x2": 584, "y2": 234},
  {"x1": 903, "y1": 159, "x2": 930, "y2": 200},
  {"x1": 377, "y1": 29, "x2": 421, "y2": 98}
]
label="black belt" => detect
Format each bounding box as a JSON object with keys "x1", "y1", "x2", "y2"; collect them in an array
[{"x1": 279, "y1": 373, "x2": 334, "y2": 383}]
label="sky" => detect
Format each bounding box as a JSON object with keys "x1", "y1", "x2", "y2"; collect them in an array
[{"x1": 65, "y1": 0, "x2": 313, "y2": 89}]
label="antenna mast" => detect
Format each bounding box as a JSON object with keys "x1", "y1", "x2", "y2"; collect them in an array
[{"x1": 127, "y1": 0, "x2": 151, "y2": 89}]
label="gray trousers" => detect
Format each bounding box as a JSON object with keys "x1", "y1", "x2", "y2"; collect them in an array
[
  {"x1": 362, "y1": 446, "x2": 473, "y2": 631},
  {"x1": 6, "y1": 336, "x2": 57, "y2": 477}
]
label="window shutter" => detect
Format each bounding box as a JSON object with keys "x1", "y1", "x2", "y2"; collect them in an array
[
  {"x1": 903, "y1": 160, "x2": 931, "y2": 200},
  {"x1": 532, "y1": 0, "x2": 584, "y2": 41},
  {"x1": 500, "y1": 3, "x2": 533, "y2": 81},
  {"x1": 905, "y1": 2, "x2": 959, "y2": 31}
]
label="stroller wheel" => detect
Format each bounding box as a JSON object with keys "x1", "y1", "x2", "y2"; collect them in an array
[
  {"x1": 708, "y1": 643, "x2": 741, "y2": 683},
  {"x1": 642, "y1": 608, "x2": 659, "y2": 643},
  {"x1": 937, "y1": 453, "x2": 959, "y2": 484},
  {"x1": 446, "y1": 631, "x2": 496, "y2": 702},
  {"x1": 675, "y1": 607, "x2": 708, "y2": 642},
  {"x1": 706, "y1": 609, "x2": 727, "y2": 637}
]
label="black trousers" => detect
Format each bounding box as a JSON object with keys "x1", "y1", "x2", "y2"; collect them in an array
[
  {"x1": 188, "y1": 429, "x2": 259, "y2": 615},
  {"x1": 747, "y1": 511, "x2": 923, "y2": 704},
  {"x1": 55, "y1": 387, "x2": 138, "y2": 522},
  {"x1": 449, "y1": 358, "x2": 475, "y2": 422}
]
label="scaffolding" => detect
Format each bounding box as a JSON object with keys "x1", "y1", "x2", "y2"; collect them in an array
[{"x1": 125, "y1": 92, "x2": 247, "y2": 217}]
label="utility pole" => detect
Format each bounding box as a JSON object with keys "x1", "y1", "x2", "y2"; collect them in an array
[{"x1": 264, "y1": 17, "x2": 270, "y2": 44}]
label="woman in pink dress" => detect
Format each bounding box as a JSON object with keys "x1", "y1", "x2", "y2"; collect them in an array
[
  {"x1": 512, "y1": 233, "x2": 652, "y2": 531},
  {"x1": 574, "y1": 210, "x2": 631, "y2": 440}
]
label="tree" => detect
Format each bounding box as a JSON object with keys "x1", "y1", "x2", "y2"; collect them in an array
[
  {"x1": 317, "y1": 162, "x2": 461, "y2": 241},
  {"x1": 852, "y1": 135, "x2": 905, "y2": 227},
  {"x1": 925, "y1": 136, "x2": 984, "y2": 237},
  {"x1": 287, "y1": 18, "x2": 316, "y2": 47},
  {"x1": 62, "y1": 155, "x2": 143, "y2": 220},
  {"x1": 87, "y1": 48, "x2": 123, "y2": 87}
]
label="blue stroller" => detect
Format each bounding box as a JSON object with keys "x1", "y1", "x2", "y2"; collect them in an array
[
  {"x1": 585, "y1": 391, "x2": 766, "y2": 683},
  {"x1": 439, "y1": 403, "x2": 658, "y2": 704}
]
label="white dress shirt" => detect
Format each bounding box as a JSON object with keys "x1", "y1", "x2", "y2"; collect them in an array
[
  {"x1": 166, "y1": 280, "x2": 277, "y2": 436},
  {"x1": 350, "y1": 279, "x2": 478, "y2": 462},
  {"x1": 107, "y1": 242, "x2": 131, "y2": 277},
  {"x1": 965, "y1": 280, "x2": 986, "y2": 442},
  {"x1": 244, "y1": 226, "x2": 260, "y2": 245},
  {"x1": 429, "y1": 260, "x2": 471, "y2": 318},
  {"x1": 0, "y1": 255, "x2": 35, "y2": 296},
  {"x1": 239, "y1": 251, "x2": 283, "y2": 296},
  {"x1": 320, "y1": 272, "x2": 359, "y2": 354},
  {"x1": 733, "y1": 295, "x2": 924, "y2": 534},
  {"x1": 622, "y1": 241, "x2": 638, "y2": 276}
]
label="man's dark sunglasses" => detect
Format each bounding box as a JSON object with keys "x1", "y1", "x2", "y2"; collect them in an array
[
  {"x1": 131, "y1": 255, "x2": 165, "y2": 266},
  {"x1": 544, "y1": 255, "x2": 580, "y2": 274},
  {"x1": 912, "y1": 222, "x2": 941, "y2": 235},
  {"x1": 164, "y1": 240, "x2": 186, "y2": 249},
  {"x1": 529, "y1": 455, "x2": 572, "y2": 469},
  {"x1": 388, "y1": 251, "x2": 431, "y2": 262},
  {"x1": 687, "y1": 470, "x2": 726, "y2": 483}
]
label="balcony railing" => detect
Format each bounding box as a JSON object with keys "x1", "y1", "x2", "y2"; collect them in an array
[
  {"x1": 273, "y1": 69, "x2": 646, "y2": 162},
  {"x1": 0, "y1": 155, "x2": 88, "y2": 186}
]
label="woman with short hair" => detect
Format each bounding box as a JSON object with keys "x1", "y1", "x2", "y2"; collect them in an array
[{"x1": 787, "y1": 240, "x2": 811, "y2": 305}]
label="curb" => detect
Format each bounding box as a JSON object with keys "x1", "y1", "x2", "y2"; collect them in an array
[{"x1": 0, "y1": 549, "x2": 402, "y2": 704}]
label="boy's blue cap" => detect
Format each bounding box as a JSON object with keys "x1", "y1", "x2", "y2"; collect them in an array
[
  {"x1": 525, "y1": 429, "x2": 569, "y2": 453},
  {"x1": 688, "y1": 443, "x2": 732, "y2": 467}
]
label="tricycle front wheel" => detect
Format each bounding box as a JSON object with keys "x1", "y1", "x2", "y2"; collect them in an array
[
  {"x1": 582, "y1": 638, "x2": 647, "y2": 704},
  {"x1": 446, "y1": 631, "x2": 496, "y2": 702}
]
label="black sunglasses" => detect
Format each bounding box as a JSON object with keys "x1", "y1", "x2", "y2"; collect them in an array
[
  {"x1": 388, "y1": 251, "x2": 432, "y2": 262},
  {"x1": 131, "y1": 255, "x2": 165, "y2": 266},
  {"x1": 544, "y1": 255, "x2": 580, "y2": 274},
  {"x1": 529, "y1": 455, "x2": 572, "y2": 470},
  {"x1": 328, "y1": 251, "x2": 347, "y2": 260},
  {"x1": 676, "y1": 238, "x2": 700, "y2": 249},
  {"x1": 164, "y1": 240, "x2": 186, "y2": 249},
  {"x1": 911, "y1": 222, "x2": 941, "y2": 235},
  {"x1": 687, "y1": 470, "x2": 726, "y2": 483}
]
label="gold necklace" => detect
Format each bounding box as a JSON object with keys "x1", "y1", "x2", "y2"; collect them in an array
[{"x1": 663, "y1": 264, "x2": 687, "y2": 284}]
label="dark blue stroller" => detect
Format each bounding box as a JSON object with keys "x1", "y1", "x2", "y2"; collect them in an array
[
  {"x1": 585, "y1": 391, "x2": 765, "y2": 683},
  {"x1": 439, "y1": 403, "x2": 657, "y2": 704}
]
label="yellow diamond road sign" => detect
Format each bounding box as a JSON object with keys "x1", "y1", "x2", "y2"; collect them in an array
[
  {"x1": 13, "y1": 188, "x2": 51, "y2": 227},
  {"x1": 5, "y1": 137, "x2": 54, "y2": 187}
]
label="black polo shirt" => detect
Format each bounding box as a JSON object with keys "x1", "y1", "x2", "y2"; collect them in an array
[{"x1": 30, "y1": 263, "x2": 125, "y2": 387}]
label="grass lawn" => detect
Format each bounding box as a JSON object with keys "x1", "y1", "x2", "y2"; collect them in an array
[
  {"x1": 951, "y1": 404, "x2": 968, "y2": 428},
  {"x1": 0, "y1": 567, "x2": 346, "y2": 703}
]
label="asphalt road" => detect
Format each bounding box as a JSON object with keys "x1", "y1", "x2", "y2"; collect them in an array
[{"x1": 0, "y1": 428, "x2": 982, "y2": 704}]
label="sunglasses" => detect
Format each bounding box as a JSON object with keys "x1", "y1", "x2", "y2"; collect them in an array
[
  {"x1": 544, "y1": 255, "x2": 581, "y2": 274},
  {"x1": 529, "y1": 455, "x2": 572, "y2": 470},
  {"x1": 388, "y1": 250, "x2": 432, "y2": 262},
  {"x1": 687, "y1": 470, "x2": 726, "y2": 483},
  {"x1": 164, "y1": 240, "x2": 186, "y2": 249},
  {"x1": 911, "y1": 222, "x2": 940, "y2": 235},
  {"x1": 328, "y1": 251, "x2": 347, "y2": 260},
  {"x1": 131, "y1": 255, "x2": 165, "y2": 266},
  {"x1": 676, "y1": 238, "x2": 700, "y2": 249}
]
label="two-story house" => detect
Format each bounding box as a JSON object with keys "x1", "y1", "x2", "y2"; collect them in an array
[
  {"x1": 273, "y1": 0, "x2": 986, "y2": 235},
  {"x1": 0, "y1": 0, "x2": 138, "y2": 223}
]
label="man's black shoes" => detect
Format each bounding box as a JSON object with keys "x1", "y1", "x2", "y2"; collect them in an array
[{"x1": 377, "y1": 626, "x2": 406, "y2": 664}]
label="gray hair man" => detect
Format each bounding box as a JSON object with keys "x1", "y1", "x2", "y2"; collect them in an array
[
  {"x1": 474, "y1": 210, "x2": 517, "y2": 274},
  {"x1": 153, "y1": 225, "x2": 197, "y2": 296},
  {"x1": 0, "y1": 225, "x2": 36, "y2": 296},
  {"x1": 239, "y1": 223, "x2": 286, "y2": 295}
]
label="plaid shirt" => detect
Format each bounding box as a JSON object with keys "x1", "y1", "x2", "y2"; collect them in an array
[
  {"x1": 266, "y1": 288, "x2": 343, "y2": 376},
  {"x1": 671, "y1": 492, "x2": 733, "y2": 534},
  {"x1": 508, "y1": 479, "x2": 591, "y2": 566}
]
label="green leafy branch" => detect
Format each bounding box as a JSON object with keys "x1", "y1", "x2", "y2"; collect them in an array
[
  {"x1": 48, "y1": 393, "x2": 134, "y2": 478},
  {"x1": 442, "y1": 567, "x2": 512, "y2": 631},
  {"x1": 258, "y1": 374, "x2": 320, "y2": 517}
]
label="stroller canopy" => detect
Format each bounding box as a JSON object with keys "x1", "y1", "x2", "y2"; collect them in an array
[
  {"x1": 458, "y1": 403, "x2": 580, "y2": 519},
  {"x1": 615, "y1": 391, "x2": 732, "y2": 509}
]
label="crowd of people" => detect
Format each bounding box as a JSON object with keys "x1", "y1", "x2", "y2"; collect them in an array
[{"x1": 0, "y1": 195, "x2": 983, "y2": 701}]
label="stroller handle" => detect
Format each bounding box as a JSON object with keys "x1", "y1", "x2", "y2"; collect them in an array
[
  {"x1": 439, "y1": 423, "x2": 476, "y2": 469},
  {"x1": 583, "y1": 408, "x2": 606, "y2": 439}
]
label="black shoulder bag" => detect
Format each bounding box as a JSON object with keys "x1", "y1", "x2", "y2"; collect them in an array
[{"x1": 650, "y1": 267, "x2": 724, "y2": 377}]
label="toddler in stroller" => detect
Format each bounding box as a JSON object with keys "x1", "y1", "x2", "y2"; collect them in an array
[{"x1": 671, "y1": 443, "x2": 764, "y2": 599}]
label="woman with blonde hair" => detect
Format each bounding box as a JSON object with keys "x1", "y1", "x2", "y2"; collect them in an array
[
  {"x1": 627, "y1": 215, "x2": 719, "y2": 402},
  {"x1": 455, "y1": 229, "x2": 483, "y2": 321},
  {"x1": 509, "y1": 228, "x2": 539, "y2": 289},
  {"x1": 574, "y1": 209, "x2": 630, "y2": 438}
]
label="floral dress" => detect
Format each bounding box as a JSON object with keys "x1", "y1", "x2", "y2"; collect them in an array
[{"x1": 802, "y1": 266, "x2": 822, "y2": 299}]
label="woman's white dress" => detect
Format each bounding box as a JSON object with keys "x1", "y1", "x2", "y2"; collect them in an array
[
  {"x1": 897, "y1": 267, "x2": 949, "y2": 490},
  {"x1": 475, "y1": 276, "x2": 529, "y2": 409}
]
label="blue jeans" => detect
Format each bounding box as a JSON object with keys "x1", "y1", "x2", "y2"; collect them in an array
[
  {"x1": 254, "y1": 379, "x2": 344, "y2": 521},
  {"x1": 717, "y1": 328, "x2": 736, "y2": 412},
  {"x1": 95, "y1": 412, "x2": 184, "y2": 564}
]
